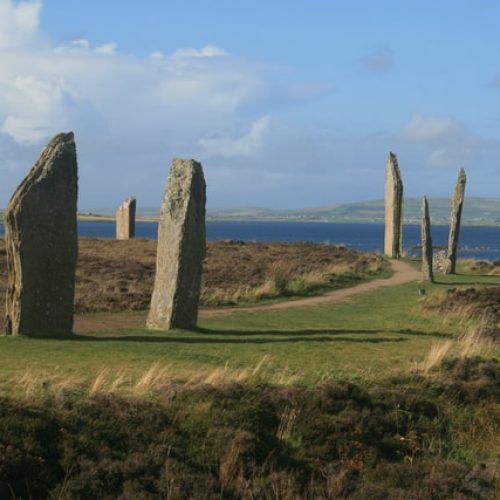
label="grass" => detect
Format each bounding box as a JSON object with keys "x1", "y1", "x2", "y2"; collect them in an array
[
  {"x1": 202, "y1": 258, "x2": 390, "y2": 306},
  {"x1": 0, "y1": 259, "x2": 499, "y2": 497},
  {"x1": 0, "y1": 261, "x2": 498, "y2": 396}
]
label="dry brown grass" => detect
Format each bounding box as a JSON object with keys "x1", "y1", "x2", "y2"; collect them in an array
[
  {"x1": 3, "y1": 356, "x2": 295, "y2": 402},
  {"x1": 460, "y1": 258, "x2": 500, "y2": 276},
  {"x1": 0, "y1": 238, "x2": 385, "y2": 319},
  {"x1": 420, "y1": 325, "x2": 496, "y2": 375}
]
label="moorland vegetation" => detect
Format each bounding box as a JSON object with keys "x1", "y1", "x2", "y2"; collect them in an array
[{"x1": 0, "y1": 240, "x2": 499, "y2": 498}]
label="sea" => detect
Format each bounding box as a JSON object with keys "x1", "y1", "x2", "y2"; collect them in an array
[{"x1": 0, "y1": 221, "x2": 499, "y2": 261}]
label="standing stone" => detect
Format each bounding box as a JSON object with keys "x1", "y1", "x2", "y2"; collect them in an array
[
  {"x1": 5, "y1": 132, "x2": 78, "y2": 336},
  {"x1": 147, "y1": 159, "x2": 206, "y2": 330},
  {"x1": 116, "y1": 196, "x2": 136, "y2": 240},
  {"x1": 444, "y1": 168, "x2": 466, "y2": 274},
  {"x1": 384, "y1": 152, "x2": 404, "y2": 258},
  {"x1": 421, "y1": 196, "x2": 433, "y2": 282}
]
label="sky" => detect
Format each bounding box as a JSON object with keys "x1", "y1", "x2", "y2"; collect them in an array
[{"x1": 0, "y1": 0, "x2": 499, "y2": 210}]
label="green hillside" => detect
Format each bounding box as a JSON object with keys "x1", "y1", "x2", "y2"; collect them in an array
[
  {"x1": 206, "y1": 197, "x2": 500, "y2": 226},
  {"x1": 1, "y1": 197, "x2": 499, "y2": 226}
]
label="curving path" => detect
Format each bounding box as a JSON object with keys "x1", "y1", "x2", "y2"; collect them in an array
[
  {"x1": 201, "y1": 259, "x2": 420, "y2": 317},
  {"x1": 73, "y1": 260, "x2": 420, "y2": 333}
]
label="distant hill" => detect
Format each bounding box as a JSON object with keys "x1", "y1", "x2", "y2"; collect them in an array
[
  {"x1": 206, "y1": 197, "x2": 500, "y2": 226},
  {"x1": 2, "y1": 197, "x2": 499, "y2": 226}
]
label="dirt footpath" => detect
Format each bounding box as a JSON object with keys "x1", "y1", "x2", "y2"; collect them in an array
[{"x1": 73, "y1": 259, "x2": 420, "y2": 333}]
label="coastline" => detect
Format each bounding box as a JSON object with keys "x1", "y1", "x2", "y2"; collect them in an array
[{"x1": 77, "y1": 214, "x2": 500, "y2": 228}]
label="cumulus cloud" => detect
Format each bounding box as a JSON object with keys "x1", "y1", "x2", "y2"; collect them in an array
[
  {"x1": 198, "y1": 114, "x2": 272, "y2": 157},
  {"x1": 1, "y1": 75, "x2": 74, "y2": 144},
  {"x1": 1, "y1": 0, "x2": 324, "y2": 208},
  {"x1": 0, "y1": 0, "x2": 41, "y2": 49},
  {"x1": 359, "y1": 48, "x2": 394, "y2": 73},
  {"x1": 0, "y1": 1, "x2": 264, "y2": 149}
]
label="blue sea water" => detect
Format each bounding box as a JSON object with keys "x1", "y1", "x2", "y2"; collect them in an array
[{"x1": 1, "y1": 221, "x2": 499, "y2": 261}]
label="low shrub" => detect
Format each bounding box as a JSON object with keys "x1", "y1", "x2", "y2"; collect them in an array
[{"x1": 1, "y1": 365, "x2": 498, "y2": 498}]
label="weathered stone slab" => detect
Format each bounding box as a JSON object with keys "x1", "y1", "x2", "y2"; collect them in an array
[
  {"x1": 444, "y1": 168, "x2": 466, "y2": 274},
  {"x1": 384, "y1": 152, "x2": 404, "y2": 258},
  {"x1": 5, "y1": 132, "x2": 78, "y2": 336},
  {"x1": 421, "y1": 196, "x2": 433, "y2": 282},
  {"x1": 147, "y1": 159, "x2": 206, "y2": 330},
  {"x1": 116, "y1": 196, "x2": 136, "y2": 240}
]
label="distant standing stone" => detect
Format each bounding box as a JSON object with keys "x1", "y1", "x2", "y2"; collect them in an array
[
  {"x1": 5, "y1": 132, "x2": 78, "y2": 336},
  {"x1": 444, "y1": 168, "x2": 466, "y2": 274},
  {"x1": 421, "y1": 196, "x2": 433, "y2": 282},
  {"x1": 116, "y1": 196, "x2": 136, "y2": 240},
  {"x1": 384, "y1": 152, "x2": 404, "y2": 258},
  {"x1": 147, "y1": 159, "x2": 206, "y2": 330}
]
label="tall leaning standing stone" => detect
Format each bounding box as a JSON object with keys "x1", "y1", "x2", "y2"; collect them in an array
[
  {"x1": 5, "y1": 132, "x2": 78, "y2": 336},
  {"x1": 384, "y1": 152, "x2": 404, "y2": 258},
  {"x1": 116, "y1": 196, "x2": 136, "y2": 240},
  {"x1": 444, "y1": 168, "x2": 466, "y2": 274},
  {"x1": 147, "y1": 159, "x2": 206, "y2": 330},
  {"x1": 421, "y1": 196, "x2": 433, "y2": 282}
]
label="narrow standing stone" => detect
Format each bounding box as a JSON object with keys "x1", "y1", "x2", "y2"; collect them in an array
[
  {"x1": 147, "y1": 159, "x2": 206, "y2": 330},
  {"x1": 116, "y1": 196, "x2": 136, "y2": 240},
  {"x1": 421, "y1": 196, "x2": 433, "y2": 282},
  {"x1": 5, "y1": 132, "x2": 78, "y2": 336},
  {"x1": 384, "y1": 152, "x2": 404, "y2": 258},
  {"x1": 444, "y1": 168, "x2": 466, "y2": 274}
]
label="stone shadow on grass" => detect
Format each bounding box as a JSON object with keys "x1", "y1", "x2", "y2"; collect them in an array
[
  {"x1": 66, "y1": 333, "x2": 408, "y2": 344},
  {"x1": 34, "y1": 326, "x2": 452, "y2": 344},
  {"x1": 432, "y1": 278, "x2": 498, "y2": 286}
]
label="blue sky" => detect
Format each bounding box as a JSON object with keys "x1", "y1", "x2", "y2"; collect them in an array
[{"x1": 1, "y1": 0, "x2": 499, "y2": 209}]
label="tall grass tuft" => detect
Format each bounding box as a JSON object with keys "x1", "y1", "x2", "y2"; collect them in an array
[
  {"x1": 421, "y1": 341, "x2": 454, "y2": 374},
  {"x1": 421, "y1": 323, "x2": 496, "y2": 375}
]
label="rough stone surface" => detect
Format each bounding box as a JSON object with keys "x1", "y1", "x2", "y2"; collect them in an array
[
  {"x1": 147, "y1": 159, "x2": 206, "y2": 330},
  {"x1": 384, "y1": 152, "x2": 404, "y2": 258},
  {"x1": 421, "y1": 196, "x2": 434, "y2": 282},
  {"x1": 116, "y1": 196, "x2": 136, "y2": 240},
  {"x1": 444, "y1": 168, "x2": 466, "y2": 274},
  {"x1": 5, "y1": 132, "x2": 78, "y2": 336},
  {"x1": 433, "y1": 249, "x2": 447, "y2": 273}
]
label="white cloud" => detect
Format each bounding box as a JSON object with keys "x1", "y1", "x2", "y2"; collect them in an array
[
  {"x1": 0, "y1": 0, "x2": 41, "y2": 49},
  {"x1": 0, "y1": 0, "x2": 302, "y2": 207},
  {"x1": 95, "y1": 42, "x2": 117, "y2": 55},
  {"x1": 148, "y1": 50, "x2": 164, "y2": 60},
  {"x1": 0, "y1": 2, "x2": 263, "y2": 148},
  {"x1": 401, "y1": 112, "x2": 462, "y2": 142},
  {"x1": 171, "y1": 45, "x2": 227, "y2": 59},
  {"x1": 199, "y1": 114, "x2": 272, "y2": 157},
  {"x1": 53, "y1": 38, "x2": 118, "y2": 55},
  {"x1": 1, "y1": 74, "x2": 73, "y2": 144}
]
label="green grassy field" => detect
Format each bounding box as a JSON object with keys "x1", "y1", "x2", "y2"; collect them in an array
[
  {"x1": 1, "y1": 260, "x2": 499, "y2": 498},
  {"x1": 0, "y1": 261, "x2": 498, "y2": 396}
]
